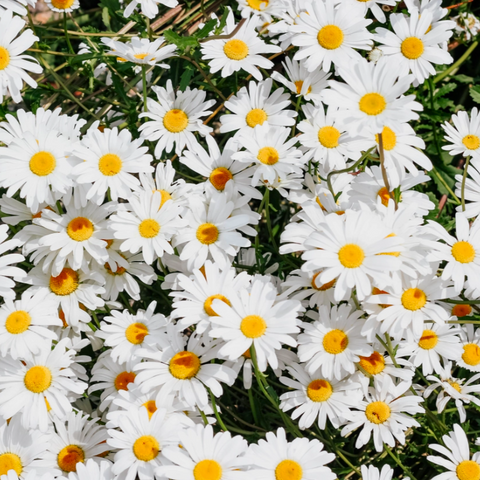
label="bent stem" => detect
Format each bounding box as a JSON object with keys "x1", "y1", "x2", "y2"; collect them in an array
[{"x1": 461, "y1": 156, "x2": 471, "y2": 212}]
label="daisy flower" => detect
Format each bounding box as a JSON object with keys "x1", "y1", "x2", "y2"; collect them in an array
[
  {"x1": 0, "y1": 289, "x2": 61, "y2": 360},
  {"x1": 0, "y1": 12, "x2": 42, "y2": 103},
  {"x1": 135, "y1": 326, "x2": 236, "y2": 409},
  {"x1": 68, "y1": 460, "x2": 115, "y2": 480},
  {"x1": 108, "y1": 408, "x2": 180, "y2": 480},
  {"x1": 375, "y1": 9, "x2": 453, "y2": 84},
  {"x1": 201, "y1": 10, "x2": 280, "y2": 81},
  {"x1": 24, "y1": 265, "x2": 105, "y2": 328},
  {"x1": 365, "y1": 274, "x2": 454, "y2": 339},
  {"x1": 96, "y1": 302, "x2": 169, "y2": 363},
  {"x1": 109, "y1": 190, "x2": 184, "y2": 265},
  {"x1": 102, "y1": 37, "x2": 176, "y2": 65},
  {"x1": 180, "y1": 136, "x2": 261, "y2": 200},
  {"x1": 297, "y1": 103, "x2": 373, "y2": 172},
  {"x1": 0, "y1": 415, "x2": 52, "y2": 478},
  {"x1": 443, "y1": 107, "x2": 480, "y2": 161},
  {"x1": 45, "y1": 411, "x2": 109, "y2": 475},
  {"x1": 0, "y1": 130, "x2": 72, "y2": 212},
  {"x1": 458, "y1": 325, "x2": 480, "y2": 372},
  {"x1": 0, "y1": 338, "x2": 87, "y2": 432},
  {"x1": 157, "y1": 424, "x2": 248, "y2": 480},
  {"x1": 341, "y1": 376, "x2": 424, "y2": 452},
  {"x1": 45, "y1": 0, "x2": 79, "y2": 13},
  {"x1": 236, "y1": 0, "x2": 285, "y2": 22},
  {"x1": 0, "y1": 225, "x2": 25, "y2": 300},
  {"x1": 297, "y1": 304, "x2": 372, "y2": 380},
  {"x1": 170, "y1": 260, "x2": 251, "y2": 334},
  {"x1": 455, "y1": 161, "x2": 480, "y2": 218},
  {"x1": 0, "y1": 0, "x2": 36, "y2": 15},
  {"x1": 291, "y1": 0, "x2": 373, "y2": 72},
  {"x1": 360, "y1": 465, "x2": 395, "y2": 480},
  {"x1": 208, "y1": 276, "x2": 302, "y2": 371},
  {"x1": 396, "y1": 323, "x2": 462, "y2": 375},
  {"x1": 271, "y1": 57, "x2": 330, "y2": 103},
  {"x1": 324, "y1": 57, "x2": 421, "y2": 134},
  {"x1": 233, "y1": 124, "x2": 305, "y2": 186},
  {"x1": 139, "y1": 80, "x2": 215, "y2": 157},
  {"x1": 301, "y1": 208, "x2": 403, "y2": 302},
  {"x1": 219, "y1": 79, "x2": 297, "y2": 136},
  {"x1": 72, "y1": 125, "x2": 153, "y2": 204},
  {"x1": 428, "y1": 424, "x2": 480, "y2": 480},
  {"x1": 174, "y1": 193, "x2": 252, "y2": 270},
  {"x1": 246, "y1": 428, "x2": 336, "y2": 480},
  {"x1": 279, "y1": 362, "x2": 362, "y2": 430},
  {"x1": 355, "y1": 0, "x2": 396, "y2": 23}
]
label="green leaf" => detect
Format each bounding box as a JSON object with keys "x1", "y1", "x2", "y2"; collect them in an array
[
  {"x1": 215, "y1": 7, "x2": 228, "y2": 35},
  {"x1": 195, "y1": 18, "x2": 218, "y2": 39},
  {"x1": 37, "y1": 42, "x2": 50, "y2": 51},
  {"x1": 470, "y1": 85, "x2": 480, "y2": 104},
  {"x1": 179, "y1": 64, "x2": 195, "y2": 91},
  {"x1": 102, "y1": 7, "x2": 111, "y2": 30},
  {"x1": 164, "y1": 30, "x2": 199, "y2": 49},
  {"x1": 453, "y1": 74, "x2": 473, "y2": 83},
  {"x1": 70, "y1": 53, "x2": 105, "y2": 65}
]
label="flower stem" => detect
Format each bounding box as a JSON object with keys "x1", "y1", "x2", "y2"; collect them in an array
[
  {"x1": 461, "y1": 156, "x2": 471, "y2": 212},
  {"x1": 142, "y1": 65, "x2": 148, "y2": 113},
  {"x1": 207, "y1": 388, "x2": 228, "y2": 432},
  {"x1": 63, "y1": 13, "x2": 75, "y2": 54}
]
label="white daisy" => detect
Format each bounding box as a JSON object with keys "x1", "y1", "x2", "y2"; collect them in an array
[
  {"x1": 139, "y1": 80, "x2": 215, "y2": 157},
  {"x1": 208, "y1": 276, "x2": 302, "y2": 371},
  {"x1": 246, "y1": 427, "x2": 336, "y2": 480},
  {"x1": 67, "y1": 459, "x2": 115, "y2": 480},
  {"x1": 0, "y1": 12, "x2": 42, "y2": 103},
  {"x1": 0, "y1": 0, "x2": 36, "y2": 15},
  {"x1": 219, "y1": 78, "x2": 297, "y2": 136},
  {"x1": 443, "y1": 107, "x2": 480, "y2": 161},
  {"x1": 279, "y1": 362, "x2": 362, "y2": 430},
  {"x1": 102, "y1": 37, "x2": 176, "y2": 65},
  {"x1": 0, "y1": 224, "x2": 25, "y2": 300},
  {"x1": 0, "y1": 338, "x2": 87, "y2": 432},
  {"x1": 0, "y1": 289, "x2": 61, "y2": 360},
  {"x1": 353, "y1": 0, "x2": 396, "y2": 23},
  {"x1": 341, "y1": 376, "x2": 424, "y2": 452},
  {"x1": 298, "y1": 304, "x2": 372, "y2": 380},
  {"x1": 360, "y1": 465, "x2": 395, "y2": 480},
  {"x1": 45, "y1": 0, "x2": 79, "y2": 12},
  {"x1": 109, "y1": 189, "x2": 184, "y2": 265},
  {"x1": 458, "y1": 324, "x2": 480, "y2": 372},
  {"x1": 72, "y1": 125, "x2": 153, "y2": 204},
  {"x1": 157, "y1": 424, "x2": 248, "y2": 480},
  {"x1": 324, "y1": 57, "x2": 421, "y2": 135},
  {"x1": 375, "y1": 8, "x2": 453, "y2": 84},
  {"x1": 291, "y1": 0, "x2": 373, "y2": 72}
]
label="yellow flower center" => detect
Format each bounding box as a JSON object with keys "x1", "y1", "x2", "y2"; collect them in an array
[
  {"x1": 318, "y1": 126, "x2": 340, "y2": 149},
  {"x1": 401, "y1": 287, "x2": 427, "y2": 311},
  {"x1": 57, "y1": 445, "x2": 85, "y2": 472},
  {"x1": 98, "y1": 153, "x2": 122, "y2": 176},
  {"x1": 457, "y1": 460, "x2": 480, "y2": 480},
  {"x1": 204, "y1": 294, "x2": 231, "y2": 316},
  {"x1": 240, "y1": 314, "x2": 267, "y2": 339},
  {"x1": 169, "y1": 351, "x2": 201, "y2": 380},
  {"x1": 133, "y1": 435, "x2": 160, "y2": 462},
  {"x1": 49, "y1": 268, "x2": 79, "y2": 296},
  {"x1": 196, "y1": 223, "x2": 219, "y2": 245},
  {"x1": 29, "y1": 151, "x2": 56, "y2": 176},
  {"x1": 210, "y1": 167, "x2": 233, "y2": 191},
  {"x1": 155, "y1": 189, "x2": 172, "y2": 208},
  {"x1": 67, "y1": 217, "x2": 94, "y2": 242},
  {"x1": 194, "y1": 460, "x2": 223, "y2": 480},
  {"x1": 311, "y1": 272, "x2": 336, "y2": 291},
  {"x1": 449, "y1": 380, "x2": 462, "y2": 393},
  {"x1": 452, "y1": 241, "x2": 476, "y2": 263},
  {"x1": 323, "y1": 329, "x2": 348, "y2": 354},
  {"x1": 257, "y1": 146, "x2": 279, "y2": 165},
  {"x1": 463, "y1": 135, "x2": 480, "y2": 151},
  {"x1": 418, "y1": 329, "x2": 438, "y2": 350},
  {"x1": 377, "y1": 187, "x2": 392, "y2": 207},
  {"x1": 275, "y1": 460, "x2": 303, "y2": 480},
  {"x1": 104, "y1": 262, "x2": 127, "y2": 276},
  {"x1": 24, "y1": 365, "x2": 52, "y2": 393},
  {"x1": 317, "y1": 25, "x2": 344, "y2": 50},
  {"x1": 246, "y1": 108, "x2": 268, "y2": 128},
  {"x1": 359, "y1": 93, "x2": 387, "y2": 116},
  {"x1": 401, "y1": 37, "x2": 424, "y2": 59},
  {"x1": 0, "y1": 453, "x2": 22, "y2": 476},
  {"x1": 0, "y1": 47, "x2": 10, "y2": 70},
  {"x1": 125, "y1": 323, "x2": 149, "y2": 345},
  {"x1": 462, "y1": 343, "x2": 480, "y2": 366},
  {"x1": 5, "y1": 310, "x2": 31, "y2": 335},
  {"x1": 338, "y1": 243, "x2": 365, "y2": 268},
  {"x1": 114, "y1": 371, "x2": 136, "y2": 391},
  {"x1": 223, "y1": 39, "x2": 249, "y2": 60},
  {"x1": 134, "y1": 53, "x2": 149, "y2": 60},
  {"x1": 51, "y1": 0, "x2": 75, "y2": 9},
  {"x1": 306, "y1": 379, "x2": 333, "y2": 402},
  {"x1": 163, "y1": 109, "x2": 189, "y2": 133},
  {"x1": 452, "y1": 304, "x2": 472, "y2": 317},
  {"x1": 246, "y1": 0, "x2": 268, "y2": 9},
  {"x1": 375, "y1": 126, "x2": 396, "y2": 150},
  {"x1": 139, "y1": 219, "x2": 160, "y2": 238},
  {"x1": 142, "y1": 400, "x2": 157, "y2": 419},
  {"x1": 359, "y1": 351, "x2": 385, "y2": 375},
  {"x1": 365, "y1": 401, "x2": 391, "y2": 424}
]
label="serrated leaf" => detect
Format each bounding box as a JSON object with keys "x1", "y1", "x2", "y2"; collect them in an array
[
  {"x1": 434, "y1": 83, "x2": 457, "y2": 98},
  {"x1": 470, "y1": 85, "x2": 480, "y2": 104},
  {"x1": 453, "y1": 74, "x2": 473, "y2": 83},
  {"x1": 164, "y1": 30, "x2": 199, "y2": 49},
  {"x1": 195, "y1": 18, "x2": 218, "y2": 39}
]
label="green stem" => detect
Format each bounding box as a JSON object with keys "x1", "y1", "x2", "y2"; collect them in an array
[
  {"x1": 263, "y1": 189, "x2": 277, "y2": 252},
  {"x1": 208, "y1": 388, "x2": 228, "y2": 432},
  {"x1": 384, "y1": 445, "x2": 418, "y2": 480},
  {"x1": 63, "y1": 13, "x2": 75, "y2": 54},
  {"x1": 434, "y1": 41, "x2": 479, "y2": 84},
  {"x1": 378, "y1": 132, "x2": 397, "y2": 209},
  {"x1": 461, "y1": 156, "x2": 471, "y2": 212},
  {"x1": 198, "y1": 408, "x2": 209, "y2": 426},
  {"x1": 142, "y1": 65, "x2": 148, "y2": 113},
  {"x1": 431, "y1": 167, "x2": 461, "y2": 204}
]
